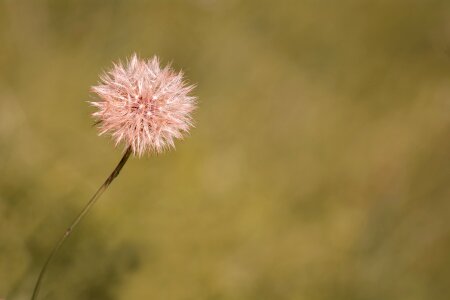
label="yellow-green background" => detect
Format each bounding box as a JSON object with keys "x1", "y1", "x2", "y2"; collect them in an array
[{"x1": 1, "y1": 0, "x2": 449, "y2": 299}]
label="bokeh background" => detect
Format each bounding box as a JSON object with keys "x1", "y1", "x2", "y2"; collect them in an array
[{"x1": 1, "y1": 0, "x2": 450, "y2": 299}]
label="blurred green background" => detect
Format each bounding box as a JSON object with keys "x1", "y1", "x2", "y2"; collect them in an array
[{"x1": 1, "y1": 0, "x2": 450, "y2": 299}]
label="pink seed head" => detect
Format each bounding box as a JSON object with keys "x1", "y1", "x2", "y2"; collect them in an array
[{"x1": 90, "y1": 54, "x2": 197, "y2": 156}]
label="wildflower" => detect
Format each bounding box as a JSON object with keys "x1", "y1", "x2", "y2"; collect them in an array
[{"x1": 31, "y1": 54, "x2": 197, "y2": 300}]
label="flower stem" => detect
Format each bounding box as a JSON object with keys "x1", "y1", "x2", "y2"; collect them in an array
[{"x1": 31, "y1": 146, "x2": 132, "y2": 300}]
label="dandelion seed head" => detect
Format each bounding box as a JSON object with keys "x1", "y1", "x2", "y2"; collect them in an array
[{"x1": 91, "y1": 54, "x2": 196, "y2": 156}]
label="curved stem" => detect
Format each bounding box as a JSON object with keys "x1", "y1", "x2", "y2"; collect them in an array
[{"x1": 31, "y1": 146, "x2": 133, "y2": 300}]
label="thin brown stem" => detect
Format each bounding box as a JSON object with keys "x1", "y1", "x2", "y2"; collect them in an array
[{"x1": 31, "y1": 146, "x2": 133, "y2": 300}]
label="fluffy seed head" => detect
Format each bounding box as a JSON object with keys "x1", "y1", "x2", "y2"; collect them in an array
[{"x1": 91, "y1": 54, "x2": 196, "y2": 156}]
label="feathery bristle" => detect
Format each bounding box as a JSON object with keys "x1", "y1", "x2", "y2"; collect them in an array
[{"x1": 91, "y1": 54, "x2": 197, "y2": 156}]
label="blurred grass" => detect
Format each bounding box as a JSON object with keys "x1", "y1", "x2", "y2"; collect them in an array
[{"x1": 0, "y1": 0, "x2": 450, "y2": 299}]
